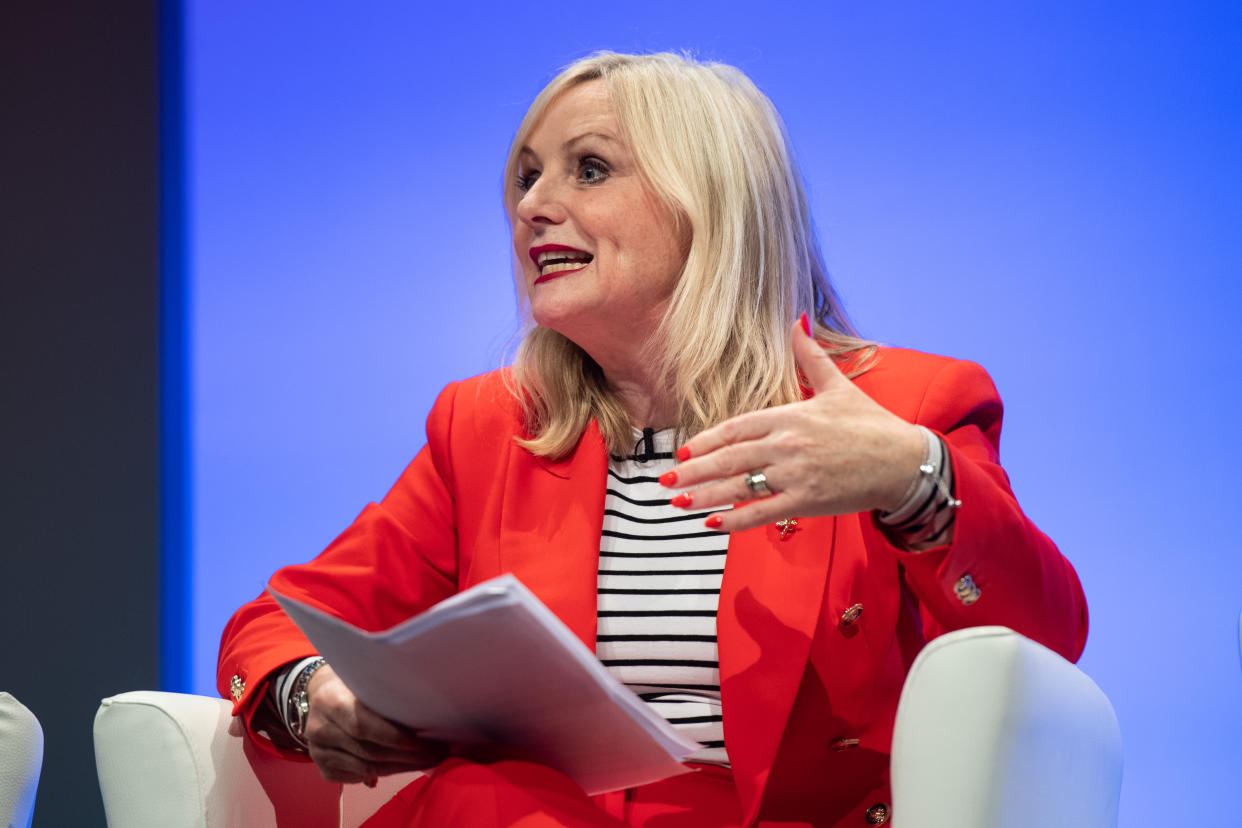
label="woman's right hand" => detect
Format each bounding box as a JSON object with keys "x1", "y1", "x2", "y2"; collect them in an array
[{"x1": 304, "y1": 664, "x2": 449, "y2": 785}]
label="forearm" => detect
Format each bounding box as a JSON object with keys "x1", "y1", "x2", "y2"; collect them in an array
[{"x1": 878, "y1": 436, "x2": 1088, "y2": 662}]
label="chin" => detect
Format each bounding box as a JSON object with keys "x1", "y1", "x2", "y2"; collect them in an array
[
  {"x1": 530, "y1": 287, "x2": 578, "y2": 322},
  {"x1": 530, "y1": 301, "x2": 592, "y2": 345},
  {"x1": 530, "y1": 305, "x2": 573, "y2": 333}
]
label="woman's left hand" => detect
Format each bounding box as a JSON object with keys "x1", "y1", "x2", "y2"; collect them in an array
[{"x1": 663, "y1": 318, "x2": 926, "y2": 533}]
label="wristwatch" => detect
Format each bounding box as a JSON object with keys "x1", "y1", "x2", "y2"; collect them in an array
[{"x1": 284, "y1": 657, "x2": 327, "y2": 748}]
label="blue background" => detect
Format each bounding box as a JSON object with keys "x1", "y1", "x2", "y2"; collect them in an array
[{"x1": 184, "y1": 2, "x2": 1242, "y2": 823}]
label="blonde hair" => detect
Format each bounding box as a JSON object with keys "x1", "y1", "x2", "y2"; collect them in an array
[{"x1": 504, "y1": 52, "x2": 875, "y2": 458}]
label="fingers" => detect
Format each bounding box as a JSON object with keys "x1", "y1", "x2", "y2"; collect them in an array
[
  {"x1": 673, "y1": 318, "x2": 842, "y2": 469},
  {"x1": 308, "y1": 710, "x2": 448, "y2": 768},
  {"x1": 349, "y1": 697, "x2": 428, "y2": 753},
  {"x1": 668, "y1": 434, "x2": 784, "y2": 494},
  {"x1": 670, "y1": 467, "x2": 775, "y2": 515},
  {"x1": 307, "y1": 743, "x2": 377, "y2": 784},
  {"x1": 309, "y1": 743, "x2": 448, "y2": 785},
  {"x1": 305, "y1": 667, "x2": 448, "y2": 783},
  {"x1": 674, "y1": 407, "x2": 788, "y2": 476},
  {"x1": 309, "y1": 669, "x2": 413, "y2": 751},
  {"x1": 662, "y1": 317, "x2": 923, "y2": 528},
  {"x1": 308, "y1": 720, "x2": 448, "y2": 782},
  {"x1": 792, "y1": 316, "x2": 846, "y2": 393},
  {"x1": 701, "y1": 493, "x2": 800, "y2": 534}
]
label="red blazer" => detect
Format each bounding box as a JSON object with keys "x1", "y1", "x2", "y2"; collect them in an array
[{"x1": 218, "y1": 347, "x2": 1087, "y2": 828}]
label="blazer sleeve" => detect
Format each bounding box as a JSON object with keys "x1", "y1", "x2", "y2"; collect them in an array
[
  {"x1": 862, "y1": 357, "x2": 1089, "y2": 662},
  {"x1": 216, "y1": 380, "x2": 465, "y2": 756}
]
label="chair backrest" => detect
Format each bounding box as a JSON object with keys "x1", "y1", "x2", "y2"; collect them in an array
[
  {"x1": 0, "y1": 692, "x2": 44, "y2": 828},
  {"x1": 891, "y1": 626, "x2": 1122, "y2": 828}
]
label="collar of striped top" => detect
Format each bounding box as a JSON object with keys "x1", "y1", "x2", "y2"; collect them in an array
[{"x1": 610, "y1": 427, "x2": 676, "y2": 464}]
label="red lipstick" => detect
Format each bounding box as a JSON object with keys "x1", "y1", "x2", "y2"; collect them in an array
[
  {"x1": 530, "y1": 243, "x2": 593, "y2": 285},
  {"x1": 528, "y1": 243, "x2": 585, "y2": 264}
]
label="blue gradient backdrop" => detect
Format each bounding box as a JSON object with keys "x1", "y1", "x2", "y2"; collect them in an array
[{"x1": 184, "y1": 2, "x2": 1242, "y2": 824}]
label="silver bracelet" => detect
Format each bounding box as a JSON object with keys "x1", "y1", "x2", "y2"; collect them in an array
[
  {"x1": 912, "y1": 427, "x2": 960, "y2": 512},
  {"x1": 283, "y1": 656, "x2": 327, "y2": 749},
  {"x1": 878, "y1": 426, "x2": 960, "y2": 545}
]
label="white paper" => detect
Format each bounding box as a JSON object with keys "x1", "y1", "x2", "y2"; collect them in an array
[{"x1": 269, "y1": 574, "x2": 698, "y2": 794}]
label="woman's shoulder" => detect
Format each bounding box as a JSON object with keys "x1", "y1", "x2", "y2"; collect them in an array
[
  {"x1": 858, "y1": 343, "x2": 945, "y2": 372},
  {"x1": 415, "y1": 369, "x2": 529, "y2": 475},
  {"x1": 439, "y1": 367, "x2": 517, "y2": 404},
  {"x1": 430, "y1": 368, "x2": 524, "y2": 432},
  {"x1": 856, "y1": 344, "x2": 992, "y2": 382},
  {"x1": 850, "y1": 345, "x2": 1000, "y2": 421}
]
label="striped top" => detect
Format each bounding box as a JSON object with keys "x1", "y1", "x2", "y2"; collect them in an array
[{"x1": 596, "y1": 428, "x2": 731, "y2": 766}]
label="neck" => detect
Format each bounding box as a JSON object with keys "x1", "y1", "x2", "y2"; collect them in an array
[
  {"x1": 564, "y1": 315, "x2": 676, "y2": 429},
  {"x1": 601, "y1": 364, "x2": 677, "y2": 430}
]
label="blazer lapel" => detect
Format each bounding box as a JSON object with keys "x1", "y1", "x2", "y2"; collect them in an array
[
  {"x1": 719, "y1": 514, "x2": 837, "y2": 825},
  {"x1": 496, "y1": 422, "x2": 608, "y2": 650}
]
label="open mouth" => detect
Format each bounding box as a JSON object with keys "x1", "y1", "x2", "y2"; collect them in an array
[{"x1": 530, "y1": 244, "x2": 594, "y2": 281}]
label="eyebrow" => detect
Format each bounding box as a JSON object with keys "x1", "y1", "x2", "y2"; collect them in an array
[{"x1": 519, "y1": 130, "x2": 622, "y2": 159}]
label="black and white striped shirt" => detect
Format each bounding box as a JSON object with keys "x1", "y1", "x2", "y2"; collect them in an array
[{"x1": 596, "y1": 428, "x2": 731, "y2": 766}]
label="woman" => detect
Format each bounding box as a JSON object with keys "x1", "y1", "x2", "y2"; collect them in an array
[{"x1": 219, "y1": 52, "x2": 1087, "y2": 827}]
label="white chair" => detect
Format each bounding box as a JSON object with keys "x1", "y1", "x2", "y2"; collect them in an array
[
  {"x1": 94, "y1": 626, "x2": 1122, "y2": 827},
  {"x1": 93, "y1": 691, "x2": 417, "y2": 828},
  {"x1": 0, "y1": 692, "x2": 44, "y2": 828},
  {"x1": 891, "y1": 626, "x2": 1122, "y2": 827}
]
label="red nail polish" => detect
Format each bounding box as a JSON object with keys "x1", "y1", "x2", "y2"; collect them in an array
[
  {"x1": 676, "y1": 445, "x2": 691, "y2": 462},
  {"x1": 659, "y1": 470, "x2": 678, "y2": 487},
  {"x1": 705, "y1": 515, "x2": 724, "y2": 529},
  {"x1": 799, "y1": 312, "x2": 812, "y2": 338},
  {"x1": 670, "y1": 492, "x2": 693, "y2": 508}
]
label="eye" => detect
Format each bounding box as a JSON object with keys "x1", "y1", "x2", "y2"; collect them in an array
[
  {"x1": 515, "y1": 169, "x2": 540, "y2": 192},
  {"x1": 578, "y1": 157, "x2": 610, "y2": 185}
]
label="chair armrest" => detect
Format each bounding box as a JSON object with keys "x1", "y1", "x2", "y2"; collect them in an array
[
  {"x1": 94, "y1": 691, "x2": 419, "y2": 828},
  {"x1": 93, "y1": 691, "x2": 339, "y2": 828},
  {"x1": 891, "y1": 626, "x2": 1122, "y2": 828},
  {"x1": 0, "y1": 692, "x2": 43, "y2": 828}
]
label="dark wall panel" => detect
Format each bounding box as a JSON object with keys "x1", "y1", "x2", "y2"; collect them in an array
[{"x1": 1, "y1": 3, "x2": 161, "y2": 825}]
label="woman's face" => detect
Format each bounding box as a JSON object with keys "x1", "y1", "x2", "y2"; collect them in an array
[{"x1": 512, "y1": 81, "x2": 688, "y2": 356}]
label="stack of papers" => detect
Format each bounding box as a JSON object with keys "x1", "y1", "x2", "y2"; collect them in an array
[{"x1": 270, "y1": 574, "x2": 698, "y2": 794}]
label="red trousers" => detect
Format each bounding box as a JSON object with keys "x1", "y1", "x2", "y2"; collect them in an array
[{"x1": 362, "y1": 757, "x2": 742, "y2": 828}]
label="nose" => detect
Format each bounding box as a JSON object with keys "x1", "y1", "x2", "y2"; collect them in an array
[{"x1": 515, "y1": 175, "x2": 568, "y2": 229}]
